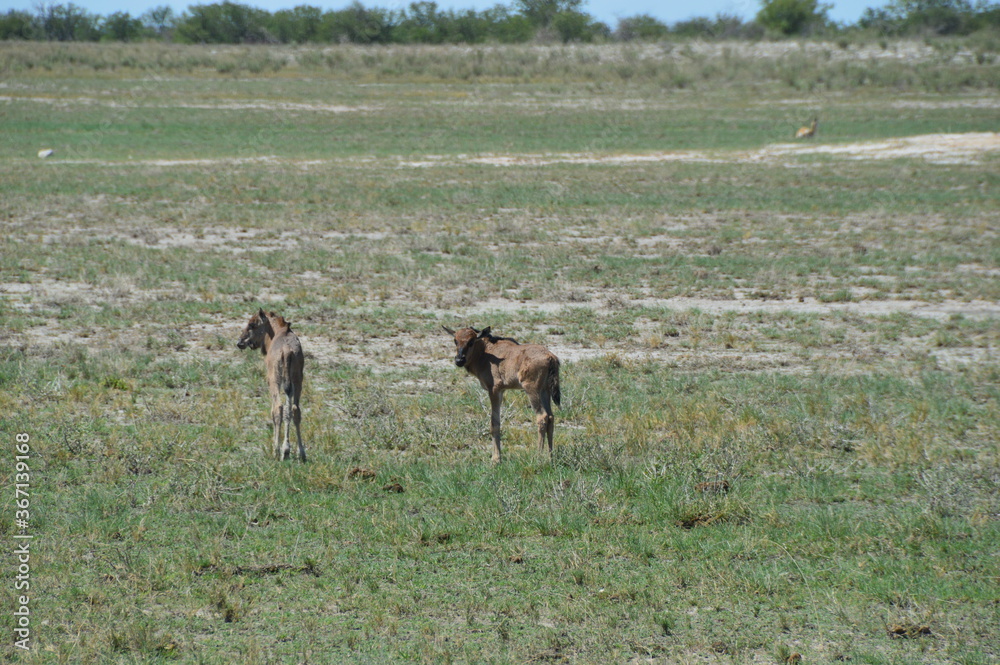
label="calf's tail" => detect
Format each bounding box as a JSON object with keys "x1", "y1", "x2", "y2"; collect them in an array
[{"x1": 549, "y1": 357, "x2": 561, "y2": 408}]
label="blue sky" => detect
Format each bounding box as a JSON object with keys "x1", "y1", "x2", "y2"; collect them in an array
[{"x1": 0, "y1": 0, "x2": 890, "y2": 27}]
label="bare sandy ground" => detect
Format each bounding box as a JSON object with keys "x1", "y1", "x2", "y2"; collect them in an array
[
  {"x1": 10, "y1": 274, "x2": 995, "y2": 318},
  {"x1": 5, "y1": 273, "x2": 995, "y2": 377},
  {"x1": 9, "y1": 91, "x2": 999, "y2": 116},
  {"x1": 439, "y1": 132, "x2": 1000, "y2": 167},
  {"x1": 755, "y1": 132, "x2": 1000, "y2": 165},
  {"x1": 464, "y1": 294, "x2": 1000, "y2": 321},
  {"x1": 0, "y1": 95, "x2": 375, "y2": 114},
  {"x1": 37, "y1": 132, "x2": 1000, "y2": 169}
]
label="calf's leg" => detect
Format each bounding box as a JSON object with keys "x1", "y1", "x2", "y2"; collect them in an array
[
  {"x1": 291, "y1": 398, "x2": 305, "y2": 462},
  {"x1": 271, "y1": 398, "x2": 287, "y2": 460},
  {"x1": 282, "y1": 399, "x2": 292, "y2": 460},
  {"x1": 489, "y1": 390, "x2": 504, "y2": 464},
  {"x1": 528, "y1": 390, "x2": 554, "y2": 458}
]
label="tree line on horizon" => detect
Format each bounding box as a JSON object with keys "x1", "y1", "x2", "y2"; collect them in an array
[{"x1": 1, "y1": 0, "x2": 998, "y2": 44}]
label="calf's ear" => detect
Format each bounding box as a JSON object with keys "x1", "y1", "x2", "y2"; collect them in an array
[
  {"x1": 442, "y1": 326, "x2": 455, "y2": 336},
  {"x1": 258, "y1": 307, "x2": 267, "y2": 318},
  {"x1": 479, "y1": 326, "x2": 491, "y2": 338}
]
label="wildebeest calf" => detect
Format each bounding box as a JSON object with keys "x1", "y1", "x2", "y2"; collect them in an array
[
  {"x1": 237, "y1": 309, "x2": 306, "y2": 462},
  {"x1": 444, "y1": 326, "x2": 560, "y2": 463}
]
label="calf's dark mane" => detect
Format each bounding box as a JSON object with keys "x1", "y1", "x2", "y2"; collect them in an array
[{"x1": 481, "y1": 330, "x2": 518, "y2": 344}]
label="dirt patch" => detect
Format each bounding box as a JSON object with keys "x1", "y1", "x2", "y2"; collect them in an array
[
  {"x1": 1, "y1": 277, "x2": 176, "y2": 310},
  {"x1": 26, "y1": 224, "x2": 391, "y2": 253},
  {"x1": 0, "y1": 95, "x2": 376, "y2": 115},
  {"x1": 115, "y1": 226, "x2": 300, "y2": 252},
  {"x1": 53, "y1": 156, "x2": 320, "y2": 168},
  {"x1": 27, "y1": 133, "x2": 999, "y2": 169},
  {"x1": 6, "y1": 206, "x2": 995, "y2": 376},
  {"x1": 404, "y1": 150, "x2": 721, "y2": 168},
  {"x1": 0, "y1": 277, "x2": 236, "y2": 355},
  {"x1": 757, "y1": 132, "x2": 1000, "y2": 165},
  {"x1": 403, "y1": 133, "x2": 1000, "y2": 168},
  {"x1": 9, "y1": 268, "x2": 994, "y2": 374},
  {"x1": 465, "y1": 294, "x2": 1000, "y2": 322},
  {"x1": 891, "y1": 98, "x2": 1000, "y2": 110}
]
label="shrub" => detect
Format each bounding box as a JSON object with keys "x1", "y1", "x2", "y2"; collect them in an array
[
  {"x1": 0, "y1": 10, "x2": 36, "y2": 40},
  {"x1": 101, "y1": 11, "x2": 147, "y2": 42},
  {"x1": 318, "y1": 2, "x2": 397, "y2": 44},
  {"x1": 756, "y1": 0, "x2": 831, "y2": 35},
  {"x1": 614, "y1": 14, "x2": 669, "y2": 41},
  {"x1": 37, "y1": 3, "x2": 101, "y2": 41},
  {"x1": 174, "y1": 2, "x2": 273, "y2": 44}
]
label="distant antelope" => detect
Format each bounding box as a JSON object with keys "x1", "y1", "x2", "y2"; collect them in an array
[
  {"x1": 795, "y1": 117, "x2": 818, "y2": 139},
  {"x1": 444, "y1": 326, "x2": 561, "y2": 463},
  {"x1": 237, "y1": 309, "x2": 306, "y2": 462}
]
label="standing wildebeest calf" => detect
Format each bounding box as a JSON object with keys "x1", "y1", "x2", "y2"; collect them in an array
[
  {"x1": 237, "y1": 309, "x2": 306, "y2": 462},
  {"x1": 444, "y1": 326, "x2": 561, "y2": 463}
]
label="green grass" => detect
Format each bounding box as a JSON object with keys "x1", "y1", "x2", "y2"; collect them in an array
[
  {"x1": 0, "y1": 41, "x2": 998, "y2": 664},
  {"x1": 1, "y1": 347, "x2": 997, "y2": 663},
  {"x1": 3, "y1": 42, "x2": 1000, "y2": 162},
  {"x1": 3, "y1": 85, "x2": 999, "y2": 160}
]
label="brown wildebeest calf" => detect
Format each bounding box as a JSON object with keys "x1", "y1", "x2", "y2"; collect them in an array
[
  {"x1": 237, "y1": 309, "x2": 306, "y2": 462},
  {"x1": 444, "y1": 326, "x2": 561, "y2": 463}
]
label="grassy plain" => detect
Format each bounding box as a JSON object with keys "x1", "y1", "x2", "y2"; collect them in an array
[{"x1": 0, "y1": 41, "x2": 998, "y2": 664}]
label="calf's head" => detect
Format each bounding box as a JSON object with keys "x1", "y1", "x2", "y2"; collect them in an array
[
  {"x1": 443, "y1": 326, "x2": 490, "y2": 368},
  {"x1": 237, "y1": 309, "x2": 270, "y2": 351}
]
